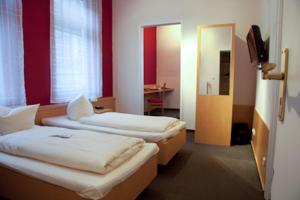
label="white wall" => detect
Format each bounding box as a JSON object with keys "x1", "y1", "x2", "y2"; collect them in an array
[
  {"x1": 255, "y1": 0, "x2": 282, "y2": 128},
  {"x1": 199, "y1": 27, "x2": 231, "y2": 95},
  {"x1": 113, "y1": 0, "x2": 260, "y2": 129},
  {"x1": 234, "y1": 35, "x2": 257, "y2": 106},
  {"x1": 156, "y1": 24, "x2": 181, "y2": 109},
  {"x1": 271, "y1": 0, "x2": 300, "y2": 199}
]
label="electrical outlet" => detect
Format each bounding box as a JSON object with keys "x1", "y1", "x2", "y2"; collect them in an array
[{"x1": 252, "y1": 128, "x2": 256, "y2": 136}]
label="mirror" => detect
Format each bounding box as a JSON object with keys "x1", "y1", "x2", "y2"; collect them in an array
[{"x1": 198, "y1": 25, "x2": 233, "y2": 95}]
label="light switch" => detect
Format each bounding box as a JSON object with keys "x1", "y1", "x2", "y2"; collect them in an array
[{"x1": 252, "y1": 128, "x2": 256, "y2": 136}]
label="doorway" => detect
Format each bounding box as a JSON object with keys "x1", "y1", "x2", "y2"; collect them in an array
[{"x1": 142, "y1": 24, "x2": 182, "y2": 119}]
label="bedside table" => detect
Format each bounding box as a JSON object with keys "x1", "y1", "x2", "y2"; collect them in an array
[{"x1": 94, "y1": 108, "x2": 113, "y2": 114}]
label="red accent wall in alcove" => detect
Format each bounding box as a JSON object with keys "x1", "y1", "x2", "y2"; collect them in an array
[
  {"x1": 23, "y1": 0, "x2": 113, "y2": 105},
  {"x1": 144, "y1": 27, "x2": 157, "y2": 85}
]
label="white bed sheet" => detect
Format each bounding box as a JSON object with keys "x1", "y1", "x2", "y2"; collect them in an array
[
  {"x1": 42, "y1": 116, "x2": 186, "y2": 142},
  {"x1": 0, "y1": 143, "x2": 158, "y2": 200},
  {"x1": 80, "y1": 112, "x2": 179, "y2": 133}
]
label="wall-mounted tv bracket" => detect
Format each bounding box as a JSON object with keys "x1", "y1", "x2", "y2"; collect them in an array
[{"x1": 261, "y1": 48, "x2": 289, "y2": 121}]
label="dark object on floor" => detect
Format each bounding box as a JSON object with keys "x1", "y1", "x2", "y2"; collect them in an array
[
  {"x1": 231, "y1": 123, "x2": 252, "y2": 145},
  {"x1": 138, "y1": 131, "x2": 264, "y2": 200}
]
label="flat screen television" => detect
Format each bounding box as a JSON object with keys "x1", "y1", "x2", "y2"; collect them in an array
[{"x1": 246, "y1": 25, "x2": 268, "y2": 65}]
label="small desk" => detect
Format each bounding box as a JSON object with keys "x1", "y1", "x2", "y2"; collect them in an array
[
  {"x1": 144, "y1": 88, "x2": 174, "y2": 95},
  {"x1": 144, "y1": 88, "x2": 174, "y2": 114}
]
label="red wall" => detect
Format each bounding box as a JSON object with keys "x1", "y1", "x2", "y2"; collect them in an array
[
  {"x1": 22, "y1": 0, "x2": 113, "y2": 105},
  {"x1": 23, "y1": 0, "x2": 51, "y2": 105},
  {"x1": 144, "y1": 27, "x2": 157, "y2": 85},
  {"x1": 102, "y1": 0, "x2": 113, "y2": 97}
]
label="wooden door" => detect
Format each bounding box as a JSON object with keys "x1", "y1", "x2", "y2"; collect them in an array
[{"x1": 195, "y1": 24, "x2": 235, "y2": 146}]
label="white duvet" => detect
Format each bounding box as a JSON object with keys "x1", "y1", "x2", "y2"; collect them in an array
[
  {"x1": 0, "y1": 143, "x2": 158, "y2": 200},
  {"x1": 80, "y1": 112, "x2": 179, "y2": 133},
  {"x1": 0, "y1": 126, "x2": 144, "y2": 175}
]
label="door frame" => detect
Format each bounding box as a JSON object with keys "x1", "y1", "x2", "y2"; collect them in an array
[{"x1": 139, "y1": 21, "x2": 183, "y2": 119}]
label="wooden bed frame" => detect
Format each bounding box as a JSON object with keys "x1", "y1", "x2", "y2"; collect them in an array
[
  {"x1": 157, "y1": 128, "x2": 186, "y2": 165},
  {"x1": 34, "y1": 97, "x2": 116, "y2": 125},
  {"x1": 35, "y1": 97, "x2": 186, "y2": 165},
  {"x1": 0, "y1": 154, "x2": 157, "y2": 200}
]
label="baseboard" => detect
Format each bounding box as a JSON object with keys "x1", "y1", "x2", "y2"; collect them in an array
[
  {"x1": 251, "y1": 109, "x2": 269, "y2": 191},
  {"x1": 251, "y1": 141, "x2": 265, "y2": 191}
]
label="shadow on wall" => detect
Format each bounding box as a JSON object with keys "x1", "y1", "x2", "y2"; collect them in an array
[
  {"x1": 287, "y1": 92, "x2": 300, "y2": 118},
  {"x1": 234, "y1": 36, "x2": 257, "y2": 105}
]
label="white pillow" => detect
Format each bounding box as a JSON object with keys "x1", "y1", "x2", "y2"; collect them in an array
[
  {"x1": 0, "y1": 106, "x2": 11, "y2": 116},
  {"x1": 0, "y1": 104, "x2": 39, "y2": 134},
  {"x1": 67, "y1": 95, "x2": 94, "y2": 121}
]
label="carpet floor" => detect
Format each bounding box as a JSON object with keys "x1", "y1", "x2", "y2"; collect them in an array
[{"x1": 137, "y1": 131, "x2": 264, "y2": 200}]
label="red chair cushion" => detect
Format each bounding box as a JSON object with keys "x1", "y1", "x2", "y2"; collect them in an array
[{"x1": 147, "y1": 98, "x2": 162, "y2": 103}]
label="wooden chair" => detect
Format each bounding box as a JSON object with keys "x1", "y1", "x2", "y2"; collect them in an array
[{"x1": 147, "y1": 83, "x2": 166, "y2": 115}]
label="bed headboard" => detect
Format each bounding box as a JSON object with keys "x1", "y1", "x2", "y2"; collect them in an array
[{"x1": 35, "y1": 97, "x2": 116, "y2": 125}]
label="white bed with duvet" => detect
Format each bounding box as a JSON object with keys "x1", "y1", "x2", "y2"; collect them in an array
[
  {"x1": 0, "y1": 127, "x2": 158, "y2": 200},
  {"x1": 0, "y1": 126, "x2": 158, "y2": 200},
  {"x1": 42, "y1": 113, "x2": 186, "y2": 142},
  {"x1": 42, "y1": 95, "x2": 186, "y2": 143},
  {"x1": 0, "y1": 104, "x2": 158, "y2": 200}
]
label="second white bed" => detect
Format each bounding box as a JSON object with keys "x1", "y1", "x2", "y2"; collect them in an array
[{"x1": 42, "y1": 115, "x2": 186, "y2": 142}]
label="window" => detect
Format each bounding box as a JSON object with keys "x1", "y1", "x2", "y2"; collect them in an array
[
  {"x1": 0, "y1": 0, "x2": 26, "y2": 106},
  {"x1": 50, "y1": 0, "x2": 102, "y2": 103}
]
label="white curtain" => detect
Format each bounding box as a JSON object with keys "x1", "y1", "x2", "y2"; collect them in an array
[
  {"x1": 50, "y1": 0, "x2": 102, "y2": 103},
  {"x1": 0, "y1": 0, "x2": 26, "y2": 106}
]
